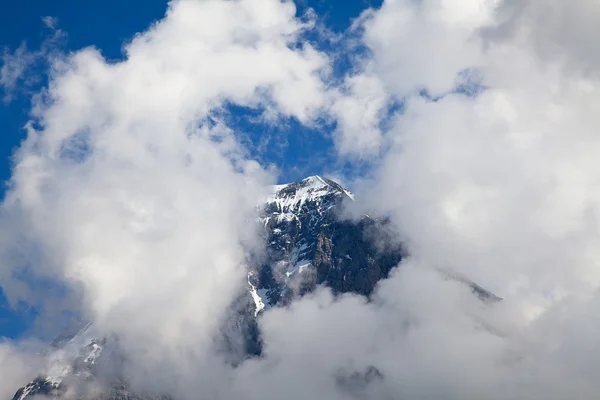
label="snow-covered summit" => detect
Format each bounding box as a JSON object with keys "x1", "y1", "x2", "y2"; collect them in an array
[{"x1": 267, "y1": 175, "x2": 354, "y2": 214}]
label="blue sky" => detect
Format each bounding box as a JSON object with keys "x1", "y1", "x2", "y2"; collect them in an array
[{"x1": 0, "y1": 0, "x2": 382, "y2": 339}]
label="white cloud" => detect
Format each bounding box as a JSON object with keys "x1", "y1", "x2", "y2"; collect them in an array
[
  {"x1": 359, "y1": 0, "x2": 488, "y2": 98},
  {"x1": 330, "y1": 73, "x2": 387, "y2": 157},
  {"x1": 487, "y1": 0, "x2": 600, "y2": 77},
  {"x1": 353, "y1": 0, "x2": 600, "y2": 308},
  {"x1": 320, "y1": 0, "x2": 600, "y2": 397}
]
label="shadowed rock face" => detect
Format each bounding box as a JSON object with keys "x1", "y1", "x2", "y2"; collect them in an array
[
  {"x1": 312, "y1": 215, "x2": 403, "y2": 296},
  {"x1": 249, "y1": 176, "x2": 404, "y2": 310}
]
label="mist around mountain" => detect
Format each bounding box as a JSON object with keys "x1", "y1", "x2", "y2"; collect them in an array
[{"x1": 10, "y1": 175, "x2": 496, "y2": 400}]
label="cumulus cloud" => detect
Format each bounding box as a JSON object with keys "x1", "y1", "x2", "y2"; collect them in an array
[
  {"x1": 486, "y1": 0, "x2": 600, "y2": 76},
  {"x1": 323, "y1": 0, "x2": 600, "y2": 398},
  {"x1": 330, "y1": 73, "x2": 387, "y2": 157},
  {"x1": 349, "y1": 0, "x2": 600, "y2": 311},
  {"x1": 359, "y1": 0, "x2": 490, "y2": 98}
]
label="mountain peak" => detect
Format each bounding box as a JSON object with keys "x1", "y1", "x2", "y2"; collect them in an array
[{"x1": 267, "y1": 175, "x2": 353, "y2": 214}]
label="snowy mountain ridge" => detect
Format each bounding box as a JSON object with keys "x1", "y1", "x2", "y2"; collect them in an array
[{"x1": 266, "y1": 175, "x2": 354, "y2": 212}]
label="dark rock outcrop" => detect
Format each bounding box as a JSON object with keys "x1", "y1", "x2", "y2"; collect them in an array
[{"x1": 250, "y1": 175, "x2": 404, "y2": 311}]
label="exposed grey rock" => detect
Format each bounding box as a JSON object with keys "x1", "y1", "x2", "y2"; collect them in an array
[{"x1": 250, "y1": 175, "x2": 404, "y2": 311}]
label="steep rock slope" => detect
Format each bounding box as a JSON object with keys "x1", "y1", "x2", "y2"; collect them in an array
[{"x1": 248, "y1": 175, "x2": 403, "y2": 315}]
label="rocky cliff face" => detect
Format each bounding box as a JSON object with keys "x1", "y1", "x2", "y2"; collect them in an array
[{"x1": 248, "y1": 175, "x2": 403, "y2": 315}]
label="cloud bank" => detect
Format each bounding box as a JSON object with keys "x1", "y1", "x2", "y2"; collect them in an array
[{"x1": 3, "y1": 0, "x2": 600, "y2": 399}]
